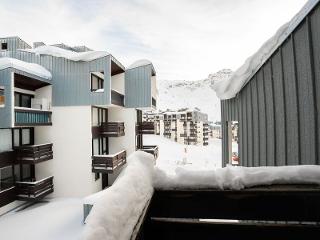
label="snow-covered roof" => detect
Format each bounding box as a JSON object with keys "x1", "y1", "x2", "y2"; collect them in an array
[
  {"x1": 128, "y1": 59, "x2": 156, "y2": 75},
  {"x1": 213, "y1": 0, "x2": 319, "y2": 100},
  {"x1": 21, "y1": 45, "x2": 110, "y2": 62},
  {"x1": 128, "y1": 59, "x2": 152, "y2": 69},
  {"x1": 0, "y1": 57, "x2": 52, "y2": 80}
]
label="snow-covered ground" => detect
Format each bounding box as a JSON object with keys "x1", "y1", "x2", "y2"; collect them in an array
[
  {"x1": 144, "y1": 135, "x2": 222, "y2": 173},
  {"x1": 0, "y1": 198, "x2": 84, "y2": 240}
]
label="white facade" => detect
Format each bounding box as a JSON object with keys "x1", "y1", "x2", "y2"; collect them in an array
[{"x1": 35, "y1": 106, "x2": 101, "y2": 197}]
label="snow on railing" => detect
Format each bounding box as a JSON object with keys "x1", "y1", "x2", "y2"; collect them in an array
[
  {"x1": 153, "y1": 165, "x2": 320, "y2": 190},
  {"x1": 83, "y1": 151, "x2": 155, "y2": 240}
]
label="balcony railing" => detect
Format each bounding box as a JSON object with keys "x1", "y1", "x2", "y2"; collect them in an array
[
  {"x1": 15, "y1": 107, "x2": 52, "y2": 126},
  {"x1": 14, "y1": 143, "x2": 53, "y2": 164},
  {"x1": 136, "y1": 122, "x2": 156, "y2": 134},
  {"x1": 92, "y1": 122, "x2": 125, "y2": 138},
  {"x1": 140, "y1": 145, "x2": 159, "y2": 160},
  {"x1": 15, "y1": 176, "x2": 54, "y2": 200},
  {"x1": 92, "y1": 150, "x2": 126, "y2": 173},
  {"x1": 0, "y1": 187, "x2": 16, "y2": 208},
  {"x1": 111, "y1": 90, "x2": 124, "y2": 106}
]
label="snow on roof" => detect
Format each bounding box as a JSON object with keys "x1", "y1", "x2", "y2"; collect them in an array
[
  {"x1": 21, "y1": 45, "x2": 110, "y2": 62},
  {"x1": 0, "y1": 57, "x2": 52, "y2": 80},
  {"x1": 213, "y1": 0, "x2": 319, "y2": 100},
  {"x1": 127, "y1": 59, "x2": 153, "y2": 69}
]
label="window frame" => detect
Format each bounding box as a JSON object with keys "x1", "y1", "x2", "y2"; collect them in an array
[
  {"x1": 1, "y1": 42, "x2": 8, "y2": 50},
  {"x1": 90, "y1": 73, "x2": 104, "y2": 92}
]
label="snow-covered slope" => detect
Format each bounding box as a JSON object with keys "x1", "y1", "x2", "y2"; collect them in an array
[{"x1": 157, "y1": 69, "x2": 232, "y2": 122}]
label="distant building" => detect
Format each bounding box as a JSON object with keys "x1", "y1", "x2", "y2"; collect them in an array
[{"x1": 144, "y1": 109, "x2": 210, "y2": 146}]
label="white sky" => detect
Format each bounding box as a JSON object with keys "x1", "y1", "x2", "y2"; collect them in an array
[{"x1": 0, "y1": 0, "x2": 308, "y2": 80}]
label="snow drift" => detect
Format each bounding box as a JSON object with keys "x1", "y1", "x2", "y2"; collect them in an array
[
  {"x1": 0, "y1": 57, "x2": 52, "y2": 80},
  {"x1": 83, "y1": 151, "x2": 155, "y2": 240},
  {"x1": 127, "y1": 59, "x2": 153, "y2": 70},
  {"x1": 213, "y1": 0, "x2": 319, "y2": 99},
  {"x1": 154, "y1": 165, "x2": 320, "y2": 190}
]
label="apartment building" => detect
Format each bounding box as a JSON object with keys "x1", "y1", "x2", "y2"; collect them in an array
[
  {"x1": 0, "y1": 37, "x2": 157, "y2": 212},
  {"x1": 144, "y1": 109, "x2": 210, "y2": 146}
]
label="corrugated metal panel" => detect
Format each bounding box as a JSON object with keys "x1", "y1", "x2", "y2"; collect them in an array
[
  {"x1": 0, "y1": 37, "x2": 31, "y2": 51},
  {"x1": 0, "y1": 69, "x2": 13, "y2": 128},
  {"x1": 221, "y1": 1, "x2": 320, "y2": 167},
  {"x1": 125, "y1": 65, "x2": 152, "y2": 108},
  {"x1": 2, "y1": 51, "x2": 111, "y2": 106}
]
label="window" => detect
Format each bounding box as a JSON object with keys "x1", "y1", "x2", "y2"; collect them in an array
[
  {"x1": 0, "y1": 166, "x2": 14, "y2": 191},
  {"x1": 0, "y1": 87, "x2": 4, "y2": 107},
  {"x1": 14, "y1": 92, "x2": 33, "y2": 108},
  {"x1": 91, "y1": 72, "x2": 104, "y2": 92},
  {"x1": 1, "y1": 42, "x2": 8, "y2": 50}
]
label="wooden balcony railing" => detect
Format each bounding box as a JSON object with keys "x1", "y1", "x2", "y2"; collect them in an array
[
  {"x1": 137, "y1": 122, "x2": 156, "y2": 134},
  {"x1": 111, "y1": 90, "x2": 124, "y2": 106},
  {"x1": 92, "y1": 122, "x2": 125, "y2": 138},
  {"x1": 15, "y1": 176, "x2": 54, "y2": 200},
  {"x1": 14, "y1": 107, "x2": 52, "y2": 126},
  {"x1": 14, "y1": 143, "x2": 53, "y2": 164},
  {"x1": 139, "y1": 145, "x2": 159, "y2": 160},
  {"x1": 92, "y1": 150, "x2": 126, "y2": 173},
  {"x1": 0, "y1": 187, "x2": 16, "y2": 208}
]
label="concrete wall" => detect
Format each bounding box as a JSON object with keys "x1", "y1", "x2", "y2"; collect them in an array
[
  {"x1": 35, "y1": 106, "x2": 101, "y2": 197},
  {"x1": 108, "y1": 107, "x2": 136, "y2": 156},
  {"x1": 111, "y1": 73, "x2": 125, "y2": 94}
]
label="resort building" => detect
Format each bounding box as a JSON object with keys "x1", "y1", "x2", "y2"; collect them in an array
[
  {"x1": 0, "y1": 37, "x2": 158, "y2": 212},
  {"x1": 144, "y1": 109, "x2": 210, "y2": 146}
]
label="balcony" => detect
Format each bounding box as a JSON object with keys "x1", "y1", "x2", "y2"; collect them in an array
[
  {"x1": 14, "y1": 143, "x2": 53, "y2": 164},
  {"x1": 0, "y1": 187, "x2": 16, "y2": 208},
  {"x1": 92, "y1": 150, "x2": 126, "y2": 173},
  {"x1": 140, "y1": 145, "x2": 159, "y2": 160},
  {"x1": 15, "y1": 176, "x2": 54, "y2": 200},
  {"x1": 14, "y1": 107, "x2": 52, "y2": 126},
  {"x1": 137, "y1": 122, "x2": 156, "y2": 134},
  {"x1": 111, "y1": 90, "x2": 124, "y2": 106},
  {"x1": 92, "y1": 122, "x2": 125, "y2": 138}
]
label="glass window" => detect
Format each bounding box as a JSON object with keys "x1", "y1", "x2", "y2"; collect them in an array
[
  {"x1": 21, "y1": 94, "x2": 32, "y2": 108},
  {"x1": 91, "y1": 73, "x2": 104, "y2": 92},
  {"x1": 1, "y1": 42, "x2": 8, "y2": 50}
]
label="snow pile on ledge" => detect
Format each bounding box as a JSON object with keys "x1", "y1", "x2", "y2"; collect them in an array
[
  {"x1": 83, "y1": 151, "x2": 155, "y2": 240},
  {"x1": 128, "y1": 59, "x2": 152, "y2": 70},
  {"x1": 213, "y1": 0, "x2": 319, "y2": 99},
  {"x1": 154, "y1": 165, "x2": 320, "y2": 190},
  {"x1": 0, "y1": 57, "x2": 52, "y2": 80},
  {"x1": 21, "y1": 45, "x2": 110, "y2": 62}
]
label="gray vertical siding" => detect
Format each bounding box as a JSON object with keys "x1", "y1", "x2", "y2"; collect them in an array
[
  {"x1": 0, "y1": 69, "x2": 13, "y2": 128},
  {"x1": 3, "y1": 51, "x2": 111, "y2": 106},
  {"x1": 0, "y1": 37, "x2": 31, "y2": 51},
  {"x1": 221, "y1": 2, "x2": 320, "y2": 167},
  {"x1": 125, "y1": 65, "x2": 152, "y2": 108}
]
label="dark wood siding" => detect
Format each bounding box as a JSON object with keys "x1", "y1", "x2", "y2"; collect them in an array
[{"x1": 221, "y1": 2, "x2": 320, "y2": 167}]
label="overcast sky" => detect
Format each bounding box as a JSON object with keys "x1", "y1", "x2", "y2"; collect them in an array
[{"x1": 0, "y1": 0, "x2": 307, "y2": 80}]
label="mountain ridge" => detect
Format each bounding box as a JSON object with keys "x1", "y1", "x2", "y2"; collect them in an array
[{"x1": 157, "y1": 69, "x2": 232, "y2": 122}]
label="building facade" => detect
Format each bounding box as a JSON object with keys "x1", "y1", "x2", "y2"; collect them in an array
[
  {"x1": 220, "y1": 0, "x2": 320, "y2": 167},
  {"x1": 0, "y1": 37, "x2": 158, "y2": 212},
  {"x1": 144, "y1": 109, "x2": 210, "y2": 146}
]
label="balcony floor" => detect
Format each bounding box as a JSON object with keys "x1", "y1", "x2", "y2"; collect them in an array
[{"x1": 0, "y1": 198, "x2": 84, "y2": 240}]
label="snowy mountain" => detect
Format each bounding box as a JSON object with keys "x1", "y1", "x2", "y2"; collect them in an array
[{"x1": 157, "y1": 69, "x2": 232, "y2": 122}]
